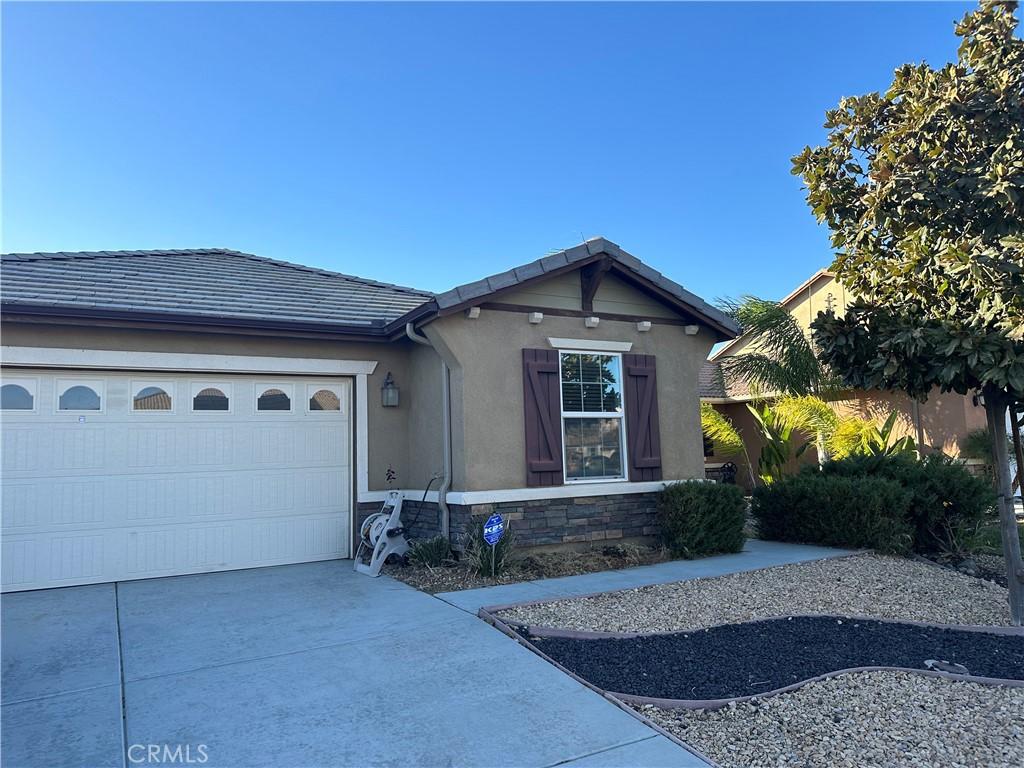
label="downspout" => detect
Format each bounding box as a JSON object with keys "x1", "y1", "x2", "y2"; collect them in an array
[{"x1": 406, "y1": 322, "x2": 451, "y2": 540}]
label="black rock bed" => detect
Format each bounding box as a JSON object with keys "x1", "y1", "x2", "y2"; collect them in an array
[{"x1": 516, "y1": 616, "x2": 1024, "y2": 701}]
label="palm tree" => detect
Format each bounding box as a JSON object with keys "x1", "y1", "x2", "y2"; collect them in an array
[
  {"x1": 717, "y1": 297, "x2": 841, "y2": 398},
  {"x1": 718, "y1": 296, "x2": 844, "y2": 465}
]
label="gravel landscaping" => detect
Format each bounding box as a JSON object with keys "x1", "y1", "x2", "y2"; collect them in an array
[
  {"x1": 498, "y1": 553, "x2": 1012, "y2": 631},
  {"x1": 641, "y1": 670, "x2": 1024, "y2": 768},
  {"x1": 517, "y1": 616, "x2": 1024, "y2": 700}
]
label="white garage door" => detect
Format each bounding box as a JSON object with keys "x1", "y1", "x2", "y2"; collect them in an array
[{"x1": 1, "y1": 370, "x2": 352, "y2": 591}]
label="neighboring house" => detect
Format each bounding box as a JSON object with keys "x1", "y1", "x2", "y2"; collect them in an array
[
  {"x1": 701, "y1": 269, "x2": 987, "y2": 486},
  {"x1": 0, "y1": 239, "x2": 738, "y2": 591}
]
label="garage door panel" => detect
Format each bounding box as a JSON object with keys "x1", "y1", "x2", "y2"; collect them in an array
[
  {"x1": 125, "y1": 524, "x2": 234, "y2": 576},
  {"x1": 7, "y1": 479, "x2": 110, "y2": 529},
  {"x1": 1, "y1": 371, "x2": 352, "y2": 591}
]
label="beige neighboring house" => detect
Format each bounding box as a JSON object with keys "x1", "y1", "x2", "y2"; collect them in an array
[
  {"x1": 0, "y1": 238, "x2": 738, "y2": 591},
  {"x1": 701, "y1": 269, "x2": 987, "y2": 487}
]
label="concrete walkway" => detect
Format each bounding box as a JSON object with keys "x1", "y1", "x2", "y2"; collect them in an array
[
  {"x1": 2, "y1": 562, "x2": 704, "y2": 768},
  {"x1": 437, "y1": 539, "x2": 855, "y2": 613}
]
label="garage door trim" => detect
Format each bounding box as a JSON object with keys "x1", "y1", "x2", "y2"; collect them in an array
[{"x1": 1, "y1": 345, "x2": 378, "y2": 376}]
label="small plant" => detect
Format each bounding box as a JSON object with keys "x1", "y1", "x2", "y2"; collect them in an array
[
  {"x1": 747, "y1": 402, "x2": 812, "y2": 484},
  {"x1": 408, "y1": 535, "x2": 451, "y2": 568},
  {"x1": 462, "y1": 515, "x2": 517, "y2": 577},
  {"x1": 828, "y1": 411, "x2": 917, "y2": 460},
  {"x1": 385, "y1": 464, "x2": 397, "y2": 488},
  {"x1": 657, "y1": 481, "x2": 746, "y2": 558},
  {"x1": 752, "y1": 473, "x2": 913, "y2": 554}
]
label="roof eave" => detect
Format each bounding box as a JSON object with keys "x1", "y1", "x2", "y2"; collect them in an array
[
  {"x1": 1, "y1": 302, "x2": 406, "y2": 342},
  {"x1": 402, "y1": 243, "x2": 740, "y2": 341}
]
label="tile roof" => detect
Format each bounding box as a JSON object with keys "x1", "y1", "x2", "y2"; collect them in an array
[
  {"x1": 1, "y1": 239, "x2": 739, "y2": 340},
  {"x1": 699, "y1": 361, "x2": 727, "y2": 399},
  {"x1": 433, "y1": 237, "x2": 740, "y2": 337},
  {"x1": 0, "y1": 248, "x2": 433, "y2": 330}
]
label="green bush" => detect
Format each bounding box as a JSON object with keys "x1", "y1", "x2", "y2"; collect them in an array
[
  {"x1": 462, "y1": 515, "x2": 517, "y2": 577},
  {"x1": 816, "y1": 453, "x2": 996, "y2": 556},
  {"x1": 408, "y1": 535, "x2": 452, "y2": 568},
  {"x1": 657, "y1": 482, "x2": 746, "y2": 558},
  {"x1": 751, "y1": 473, "x2": 913, "y2": 554}
]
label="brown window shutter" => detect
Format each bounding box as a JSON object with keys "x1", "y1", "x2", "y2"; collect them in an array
[
  {"x1": 624, "y1": 353, "x2": 663, "y2": 481},
  {"x1": 522, "y1": 348, "x2": 564, "y2": 487}
]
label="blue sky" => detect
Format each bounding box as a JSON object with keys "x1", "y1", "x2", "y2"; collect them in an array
[{"x1": 2, "y1": 1, "x2": 972, "y2": 301}]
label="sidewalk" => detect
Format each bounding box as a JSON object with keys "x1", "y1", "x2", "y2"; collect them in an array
[{"x1": 436, "y1": 539, "x2": 855, "y2": 613}]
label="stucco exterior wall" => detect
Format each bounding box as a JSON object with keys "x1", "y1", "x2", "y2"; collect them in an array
[
  {"x1": 423, "y1": 309, "x2": 714, "y2": 492},
  {"x1": 1, "y1": 321, "x2": 420, "y2": 493}
]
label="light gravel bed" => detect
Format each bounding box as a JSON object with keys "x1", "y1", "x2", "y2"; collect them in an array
[
  {"x1": 497, "y1": 553, "x2": 1011, "y2": 632},
  {"x1": 641, "y1": 671, "x2": 1024, "y2": 768}
]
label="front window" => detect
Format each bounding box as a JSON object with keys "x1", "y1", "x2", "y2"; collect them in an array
[{"x1": 559, "y1": 352, "x2": 625, "y2": 481}]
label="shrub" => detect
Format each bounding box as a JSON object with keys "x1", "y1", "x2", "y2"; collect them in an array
[
  {"x1": 959, "y1": 427, "x2": 1012, "y2": 464},
  {"x1": 408, "y1": 535, "x2": 452, "y2": 568},
  {"x1": 816, "y1": 453, "x2": 996, "y2": 556},
  {"x1": 751, "y1": 474, "x2": 913, "y2": 554},
  {"x1": 462, "y1": 515, "x2": 517, "y2": 577},
  {"x1": 657, "y1": 481, "x2": 746, "y2": 558}
]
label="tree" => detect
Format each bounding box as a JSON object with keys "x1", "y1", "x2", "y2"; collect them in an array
[
  {"x1": 793, "y1": 1, "x2": 1024, "y2": 622},
  {"x1": 718, "y1": 297, "x2": 841, "y2": 398},
  {"x1": 719, "y1": 297, "x2": 844, "y2": 465}
]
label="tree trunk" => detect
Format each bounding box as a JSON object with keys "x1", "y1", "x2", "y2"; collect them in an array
[
  {"x1": 1011, "y1": 404, "x2": 1023, "y2": 495},
  {"x1": 984, "y1": 386, "x2": 1024, "y2": 626}
]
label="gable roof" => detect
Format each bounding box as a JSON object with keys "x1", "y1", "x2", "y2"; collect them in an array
[
  {"x1": 425, "y1": 237, "x2": 740, "y2": 339},
  {"x1": 708, "y1": 268, "x2": 832, "y2": 362},
  {"x1": 1, "y1": 238, "x2": 737, "y2": 340},
  {"x1": 0, "y1": 248, "x2": 433, "y2": 335}
]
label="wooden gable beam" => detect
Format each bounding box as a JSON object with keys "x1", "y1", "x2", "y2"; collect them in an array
[{"x1": 580, "y1": 257, "x2": 613, "y2": 313}]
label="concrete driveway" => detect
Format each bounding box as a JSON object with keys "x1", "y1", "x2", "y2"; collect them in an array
[{"x1": 1, "y1": 562, "x2": 703, "y2": 768}]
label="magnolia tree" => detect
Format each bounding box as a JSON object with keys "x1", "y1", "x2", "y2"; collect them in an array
[{"x1": 793, "y1": 1, "x2": 1024, "y2": 622}]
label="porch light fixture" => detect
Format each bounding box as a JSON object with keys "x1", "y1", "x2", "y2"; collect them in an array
[
  {"x1": 684, "y1": 324, "x2": 700, "y2": 335},
  {"x1": 381, "y1": 372, "x2": 400, "y2": 408},
  {"x1": 584, "y1": 316, "x2": 600, "y2": 329},
  {"x1": 528, "y1": 312, "x2": 544, "y2": 325},
  {"x1": 636, "y1": 321, "x2": 652, "y2": 332}
]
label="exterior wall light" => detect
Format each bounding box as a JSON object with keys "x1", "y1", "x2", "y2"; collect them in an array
[
  {"x1": 381, "y1": 372, "x2": 400, "y2": 408},
  {"x1": 584, "y1": 316, "x2": 600, "y2": 329},
  {"x1": 528, "y1": 312, "x2": 544, "y2": 324},
  {"x1": 684, "y1": 324, "x2": 700, "y2": 335},
  {"x1": 636, "y1": 321, "x2": 652, "y2": 332}
]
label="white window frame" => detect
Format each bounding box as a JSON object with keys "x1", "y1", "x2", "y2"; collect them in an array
[
  {"x1": 305, "y1": 383, "x2": 345, "y2": 414},
  {"x1": 0, "y1": 376, "x2": 39, "y2": 413},
  {"x1": 255, "y1": 382, "x2": 295, "y2": 414},
  {"x1": 131, "y1": 380, "x2": 175, "y2": 414},
  {"x1": 55, "y1": 378, "x2": 105, "y2": 414},
  {"x1": 190, "y1": 381, "x2": 233, "y2": 414},
  {"x1": 557, "y1": 349, "x2": 629, "y2": 485}
]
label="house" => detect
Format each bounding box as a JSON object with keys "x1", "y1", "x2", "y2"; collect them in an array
[
  {"x1": 0, "y1": 238, "x2": 738, "y2": 591},
  {"x1": 700, "y1": 269, "x2": 987, "y2": 487}
]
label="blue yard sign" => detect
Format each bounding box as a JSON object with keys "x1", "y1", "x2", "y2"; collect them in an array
[{"x1": 483, "y1": 513, "x2": 505, "y2": 547}]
